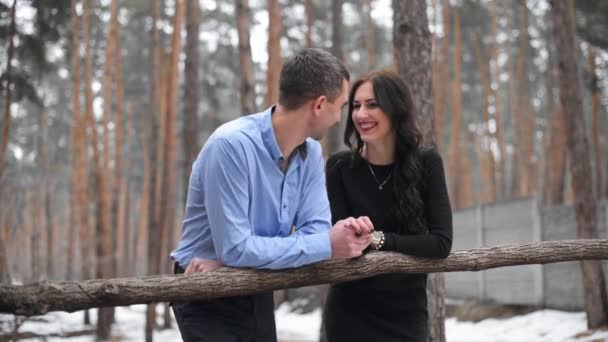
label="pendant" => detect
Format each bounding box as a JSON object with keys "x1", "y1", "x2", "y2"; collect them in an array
[{"x1": 378, "y1": 185, "x2": 383, "y2": 190}]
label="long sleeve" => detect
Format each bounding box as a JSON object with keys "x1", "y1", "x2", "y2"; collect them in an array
[
  {"x1": 325, "y1": 152, "x2": 352, "y2": 225},
  {"x1": 382, "y1": 150, "x2": 453, "y2": 259},
  {"x1": 203, "y1": 138, "x2": 332, "y2": 269},
  {"x1": 293, "y1": 146, "x2": 334, "y2": 236}
]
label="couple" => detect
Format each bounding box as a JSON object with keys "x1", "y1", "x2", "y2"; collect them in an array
[{"x1": 170, "y1": 48, "x2": 453, "y2": 342}]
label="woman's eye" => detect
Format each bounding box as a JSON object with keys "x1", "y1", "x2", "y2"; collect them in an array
[{"x1": 353, "y1": 104, "x2": 361, "y2": 109}]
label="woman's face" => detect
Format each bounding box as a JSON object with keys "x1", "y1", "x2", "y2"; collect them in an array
[{"x1": 351, "y1": 81, "x2": 393, "y2": 146}]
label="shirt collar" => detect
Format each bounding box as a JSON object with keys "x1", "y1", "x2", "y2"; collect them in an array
[{"x1": 261, "y1": 105, "x2": 308, "y2": 162}]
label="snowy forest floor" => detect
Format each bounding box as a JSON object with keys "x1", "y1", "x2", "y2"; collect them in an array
[{"x1": 1, "y1": 301, "x2": 608, "y2": 341}]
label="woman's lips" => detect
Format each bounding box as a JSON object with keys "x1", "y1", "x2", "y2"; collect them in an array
[{"x1": 357, "y1": 122, "x2": 377, "y2": 133}]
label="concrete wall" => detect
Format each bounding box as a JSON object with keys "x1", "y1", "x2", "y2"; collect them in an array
[{"x1": 445, "y1": 198, "x2": 608, "y2": 310}]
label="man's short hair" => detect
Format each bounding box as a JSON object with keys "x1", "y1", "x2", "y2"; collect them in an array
[{"x1": 278, "y1": 48, "x2": 350, "y2": 110}]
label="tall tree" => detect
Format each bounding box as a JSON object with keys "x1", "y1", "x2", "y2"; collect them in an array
[
  {"x1": 236, "y1": 0, "x2": 256, "y2": 115},
  {"x1": 473, "y1": 33, "x2": 496, "y2": 203},
  {"x1": 97, "y1": 0, "x2": 120, "y2": 338},
  {"x1": 588, "y1": 47, "x2": 603, "y2": 198},
  {"x1": 305, "y1": 0, "x2": 313, "y2": 48},
  {"x1": 183, "y1": 0, "x2": 201, "y2": 206},
  {"x1": 112, "y1": 14, "x2": 126, "y2": 278},
  {"x1": 511, "y1": 2, "x2": 535, "y2": 198},
  {"x1": 326, "y1": 0, "x2": 344, "y2": 155},
  {"x1": 0, "y1": 0, "x2": 17, "y2": 196},
  {"x1": 365, "y1": 0, "x2": 375, "y2": 71},
  {"x1": 433, "y1": 0, "x2": 450, "y2": 152},
  {"x1": 68, "y1": 0, "x2": 82, "y2": 281},
  {"x1": 542, "y1": 14, "x2": 566, "y2": 207},
  {"x1": 491, "y1": 0, "x2": 506, "y2": 200},
  {"x1": 264, "y1": 0, "x2": 282, "y2": 108},
  {"x1": 146, "y1": 0, "x2": 162, "y2": 339},
  {"x1": 81, "y1": 0, "x2": 95, "y2": 324},
  {"x1": 447, "y1": 2, "x2": 464, "y2": 209},
  {"x1": 393, "y1": 1, "x2": 445, "y2": 342},
  {"x1": 550, "y1": 0, "x2": 608, "y2": 329}
]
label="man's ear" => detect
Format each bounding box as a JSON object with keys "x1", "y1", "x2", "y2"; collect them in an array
[{"x1": 312, "y1": 95, "x2": 327, "y2": 117}]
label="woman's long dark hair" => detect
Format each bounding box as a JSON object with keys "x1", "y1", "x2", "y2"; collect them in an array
[{"x1": 344, "y1": 70, "x2": 426, "y2": 233}]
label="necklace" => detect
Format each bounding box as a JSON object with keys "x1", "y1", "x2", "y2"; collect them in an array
[{"x1": 366, "y1": 162, "x2": 392, "y2": 190}]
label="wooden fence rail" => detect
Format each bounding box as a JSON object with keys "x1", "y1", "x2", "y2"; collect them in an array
[{"x1": 1, "y1": 239, "x2": 607, "y2": 316}]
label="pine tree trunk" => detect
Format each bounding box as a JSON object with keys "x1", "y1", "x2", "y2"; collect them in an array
[
  {"x1": 490, "y1": 0, "x2": 505, "y2": 201},
  {"x1": 138, "y1": 107, "x2": 150, "y2": 276},
  {"x1": 97, "y1": 0, "x2": 120, "y2": 338},
  {"x1": 159, "y1": 0, "x2": 184, "y2": 331},
  {"x1": 365, "y1": 0, "x2": 375, "y2": 71},
  {"x1": 434, "y1": 0, "x2": 450, "y2": 152},
  {"x1": 112, "y1": 19, "x2": 125, "y2": 278},
  {"x1": 0, "y1": 0, "x2": 16, "y2": 192},
  {"x1": 550, "y1": 0, "x2": 608, "y2": 329},
  {"x1": 473, "y1": 35, "x2": 496, "y2": 203},
  {"x1": 326, "y1": 0, "x2": 344, "y2": 155},
  {"x1": 67, "y1": 0, "x2": 82, "y2": 282},
  {"x1": 447, "y1": 3, "x2": 462, "y2": 209},
  {"x1": 0, "y1": 195, "x2": 10, "y2": 283},
  {"x1": 264, "y1": 0, "x2": 282, "y2": 108},
  {"x1": 588, "y1": 47, "x2": 603, "y2": 199},
  {"x1": 183, "y1": 0, "x2": 201, "y2": 207},
  {"x1": 82, "y1": 0, "x2": 95, "y2": 324},
  {"x1": 146, "y1": 0, "x2": 161, "y2": 340},
  {"x1": 117, "y1": 105, "x2": 133, "y2": 278},
  {"x1": 514, "y1": 2, "x2": 536, "y2": 197},
  {"x1": 393, "y1": 1, "x2": 444, "y2": 341},
  {"x1": 236, "y1": 0, "x2": 256, "y2": 115},
  {"x1": 305, "y1": 0, "x2": 313, "y2": 48}
]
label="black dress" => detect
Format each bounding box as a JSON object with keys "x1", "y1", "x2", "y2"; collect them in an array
[{"x1": 323, "y1": 149, "x2": 453, "y2": 342}]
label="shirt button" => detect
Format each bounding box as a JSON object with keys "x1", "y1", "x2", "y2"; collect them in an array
[{"x1": 283, "y1": 204, "x2": 287, "y2": 209}]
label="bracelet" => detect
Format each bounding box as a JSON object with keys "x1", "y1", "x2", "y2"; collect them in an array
[{"x1": 371, "y1": 231, "x2": 385, "y2": 251}]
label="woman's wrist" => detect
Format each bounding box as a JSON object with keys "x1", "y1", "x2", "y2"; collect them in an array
[{"x1": 370, "y1": 231, "x2": 385, "y2": 250}]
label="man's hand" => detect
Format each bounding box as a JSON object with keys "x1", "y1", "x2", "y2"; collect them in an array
[
  {"x1": 184, "y1": 257, "x2": 223, "y2": 274},
  {"x1": 330, "y1": 217, "x2": 373, "y2": 258}
]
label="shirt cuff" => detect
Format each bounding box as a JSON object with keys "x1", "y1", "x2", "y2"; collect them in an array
[{"x1": 302, "y1": 232, "x2": 332, "y2": 262}]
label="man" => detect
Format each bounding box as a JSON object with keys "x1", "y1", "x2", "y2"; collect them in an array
[{"x1": 170, "y1": 48, "x2": 373, "y2": 342}]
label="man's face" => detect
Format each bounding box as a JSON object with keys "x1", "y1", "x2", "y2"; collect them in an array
[{"x1": 310, "y1": 80, "x2": 349, "y2": 141}]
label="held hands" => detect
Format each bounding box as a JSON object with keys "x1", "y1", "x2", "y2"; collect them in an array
[
  {"x1": 184, "y1": 257, "x2": 223, "y2": 274},
  {"x1": 330, "y1": 216, "x2": 374, "y2": 259}
]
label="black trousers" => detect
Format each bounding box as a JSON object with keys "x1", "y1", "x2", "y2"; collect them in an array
[{"x1": 171, "y1": 263, "x2": 277, "y2": 342}]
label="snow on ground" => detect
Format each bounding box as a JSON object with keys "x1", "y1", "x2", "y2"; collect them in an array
[{"x1": 1, "y1": 303, "x2": 607, "y2": 341}]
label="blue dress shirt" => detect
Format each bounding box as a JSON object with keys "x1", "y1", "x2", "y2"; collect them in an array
[{"x1": 170, "y1": 107, "x2": 333, "y2": 270}]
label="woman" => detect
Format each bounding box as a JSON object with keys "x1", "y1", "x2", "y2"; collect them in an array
[{"x1": 324, "y1": 70, "x2": 453, "y2": 342}]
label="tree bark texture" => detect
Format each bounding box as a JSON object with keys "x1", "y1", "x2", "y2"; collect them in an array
[
  {"x1": 392, "y1": 1, "x2": 442, "y2": 340},
  {"x1": 97, "y1": 0, "x2": 120, "y2": 338},
  {"x1": 550, "y1": 0, "x2": 608, "y2": 329},
  {"x1": 2, "y1": 240, "x2": 608, "y2": 316},
  {"x1": 365, "y1": 0, "x2": 375, "y2": 71},
  {"x1": 68, "y1": 0, "x2": 82, "y2": 283},
  {"x1": 393, "y1": 0, "x2": 434, "y2": 144},
  {"x1": 146, "y1": 0, "x2": 161, "y2": 340},
  {"x1": 263, "y1": 0, "x2": 282, "y2": 108},
  {"x1": 305, "y1": 0, "x2": 313, "y2": 48},
  {"x1": 82, "y1": 0, "x2": 96, "y2": 285},
  {"x1": 236, "y1": 0, "x2": 256, "y2": 115},
  {"x1": 0, "y1": 0, "x2": 16, "y2": 190},
  {"x1": 183, "y1": 0, "x2": 201, "y2": 208},
  {"x1": 588, "y1": 47, "x2": 603, "y2": 199},
  {"x1": 325, "y1": 0, "x2": 344, "y2": 155}
]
